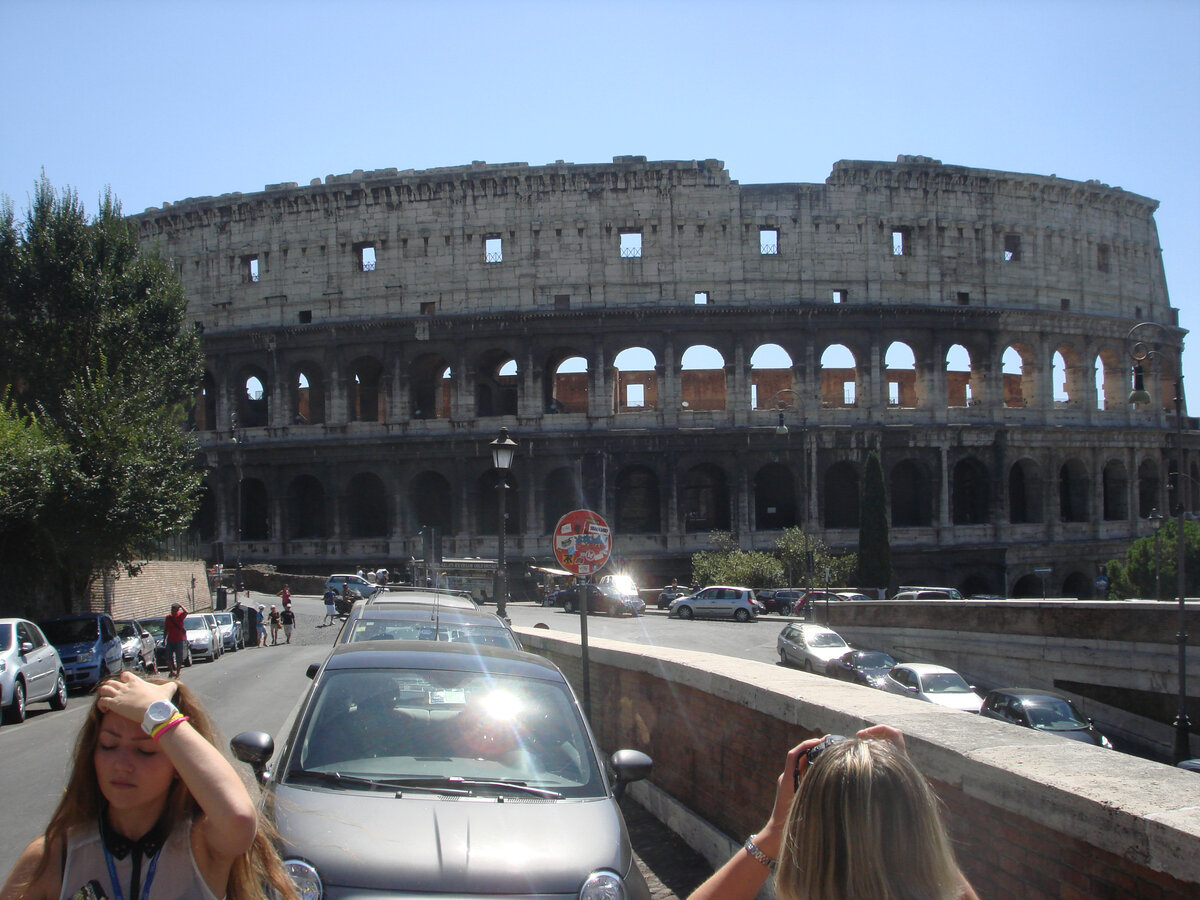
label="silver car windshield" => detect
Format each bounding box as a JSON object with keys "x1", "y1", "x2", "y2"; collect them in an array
[
  {"x1": 921, "y1": 673, "x2": 972, "y2": 693},
  {"x1": 348, "y1": 618, "x2": 518, "y2": 649},
  {"x1": 809, "y1": 633, "x2": 848, "y2": 648},
  {"x1": 288, "y1": 668, "x2": 603, "y2": 798}
]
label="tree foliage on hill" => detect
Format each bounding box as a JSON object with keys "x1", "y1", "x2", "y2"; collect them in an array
[
  {"x1": 0, "y1": 179, "x2": 203, "y2": 613},
  {"x1": 1105, "y1": 518, "x2": 1200, "y2": 599},
  {"x1": 857, "y1": 450, "x2": 892, "y2": 590},
  {"x1": 690, "y1": 529, "x2": 857, "y2": 589}
]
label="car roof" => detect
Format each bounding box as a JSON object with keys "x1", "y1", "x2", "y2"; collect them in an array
[
  {"x1": 364, "y1": 591, "x2": 477, "y2": 609},
  {"x1": 40, "y1": 613, "x2": 109, "y2": 622},
  {"x1": 323, "y1": 640, "x2": 563, "y2": 680},
  {"x1": 349, "y1": 603, "x2": 507, "y2": 624},
  {"x1": 986, "y1": 687, "x2": 1073, "y2": 702}
]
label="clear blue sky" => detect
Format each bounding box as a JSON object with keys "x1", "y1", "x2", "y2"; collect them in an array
[{"x1": 3, "y1": 0, "x2": 1198, "y2": 396}]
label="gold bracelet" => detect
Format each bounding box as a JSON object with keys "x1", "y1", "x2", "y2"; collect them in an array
[{"x1": 744, "y1": 835, "x2": 776, "y2": 869}]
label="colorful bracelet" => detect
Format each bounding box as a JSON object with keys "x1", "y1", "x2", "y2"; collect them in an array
[
  {"x1": 150, "y1": 712, "x2": 189, "y2": 741},
  {"x1": 744, "y1": 835, "x2": 776, "y2": 869}
]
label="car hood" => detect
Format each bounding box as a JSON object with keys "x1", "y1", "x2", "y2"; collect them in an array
[
  {"x1": 271, "y1": 783, "x2": 633, "y2": 894},
  {"x1": 54, "y1": 640, "x2": 101, "y2": 653},
  {"x1": 925, "y1": 691, "x2": 983, "y2": 712},
  {"x1": 808, "y1": 646, "x2": 851, "y2": 663}
]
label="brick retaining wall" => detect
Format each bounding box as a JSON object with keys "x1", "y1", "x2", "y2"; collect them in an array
[{"x1": 89, "y1": 561, "x2": 213, "y2": 618}]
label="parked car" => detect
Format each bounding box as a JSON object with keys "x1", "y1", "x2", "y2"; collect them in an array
[
  {"x1": 212, "y1": 610, "x2": 244, "y2": 651},
  {"x1": 776, "y1": 623, "x2": 850, "y2": 672},
  {"x1": 882, "y1": 663, "x2": 983, "y2": 712},
  {"x1": 980, "y1": 688, "x2": 1113, "y2": 748},
  {"x1": 200, "y1": 613, "x2": 225, "y2": 658},
  {"x1": 114, "y1": 618, "x2": 158, "y2": 673},
  {"x1": 138, "y1": 617, "x2": 192, "y2": 670},
  {"x1": 668, "y1": 586, "x2": 759, "y2": 622},
  {"x1": 326, "y1": 573, "x2": 384, "y2": 600},
  {"x1": 183, "y1": 613, "x2": 219, "y2": 662},
  {"x1": 755, "y1": 588, "x2": 806, "y2": 615},
  {"x1": 39, "y1": 613, "x2": 125, "y2": 691},
  {"x1": 824, "y1": 649, "x2": 898, "y2": 688},
  {"x1": 554, "y1": 583, "x2": 644, "y2": 617},
  {"x1": 891, "y1": 586, "x2": 964, "y2": 601},
  {"x1": 836, "y1": 591, "x2": 876, "y2": 602},
  {"x1": 657, "y1": 583, "x2": 690, "y2": 609},
  {"x1": 230, "y1": 641, "x2": 655, "y2": 900},
  {"x1": 0, "y1": 618, "x2": 68, "y2": 723},
  {"x1": 336, "y1": 602, "x2": 522, "y2": 650}
]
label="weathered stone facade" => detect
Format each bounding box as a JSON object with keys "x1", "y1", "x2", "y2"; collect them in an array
[{"x1": 133, "y1": 155, "x2": 1193, "y2": 596}]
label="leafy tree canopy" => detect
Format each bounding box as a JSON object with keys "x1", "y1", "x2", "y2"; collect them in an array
[
  {"x1": 1105, "y1": 517, "x2": 1200, "y2": 600},
  {"x1": 691, "y1": 529, "x2": 857, "y2": 589},
  {"x1": 0, "y1": 178, "x2": 203, "y2": 613}
]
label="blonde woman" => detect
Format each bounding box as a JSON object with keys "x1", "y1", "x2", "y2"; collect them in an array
[
  {"x1": 688, "y1": 725, "x2": 979, "y2": 900},
  {"x1": 2, "y1": 671, "x2": 297, "y2": 900}
]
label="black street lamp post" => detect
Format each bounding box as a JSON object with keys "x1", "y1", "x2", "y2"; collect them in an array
[
  {"x1": 1129, "y1": 322, "x2": 1192, "y2": 764},
  {"x1": 490, "y1": 427, "x2": 517, "y2": 620}
]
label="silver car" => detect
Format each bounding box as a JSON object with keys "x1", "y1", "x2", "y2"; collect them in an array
[
  {"x1": 776, "y1": 623, "x2": 851, "y2": 673},
  {"x1": 212, "y1": 611, "x2": 244, "y2": 651},
  {"x1": 1, "y1": 618, "x2": 68, "y2": 724},
  {"x1": 668, "y1": 585, "x2": 759, "y2": 622},
  {"x1": 232, "y1": 642, "x2": 654, "y2": 900},
  {"x1": 183, "y1": 614, "x2": 219, "y2": 662}
]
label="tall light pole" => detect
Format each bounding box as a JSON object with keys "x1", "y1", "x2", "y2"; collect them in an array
[
  {"x1": 1129, "y1": 322, "x2": 1192, "y2": 764},
  {"x1": 231, "y1": 411, "x2": 244, "y2": 608},
  {"x1": 490, "y1": 427, "x2": 517, "y2": 620}
]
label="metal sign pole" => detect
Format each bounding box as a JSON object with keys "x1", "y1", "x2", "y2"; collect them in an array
[{"x1": 579, "y1": 574, "x2": 591, "y2": 721}]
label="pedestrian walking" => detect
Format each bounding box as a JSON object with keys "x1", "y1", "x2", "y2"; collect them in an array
[
  {"x1": 164, "y1": 602, "x2": 188, "y2": 678},
  {"x1": 268, "y1": 606, "x2": 281, "y2": 645},
  {"x1": 256, "y1": 604, "x2": 268, "y2": 646},
  {"x1": 277, "y1": 584, "x2": 291, "y2": 607},
  {"x1": 322, "y1": 588, "x2": 338, "y2": 626},
  {"x1": 280, "y1": 604, "x2": 295, "y2": 643}
]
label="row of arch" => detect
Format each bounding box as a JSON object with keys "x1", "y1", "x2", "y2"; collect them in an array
[
  {"x1": 198, "y1": 451, "x2": 1195, "y2": 544},
  {"x1": 195, "y1": 336, "x2": 1181, "y2": 431}
]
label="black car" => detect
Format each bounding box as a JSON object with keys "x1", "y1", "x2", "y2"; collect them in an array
[
  {"x1": 553, "y1": 584, "x2": 643, "y2": 616},
  {"x1": 980, "y1": 688, "x2": 1113, "y2": 748},
  {"x1": 755, "y1": 589, "x2": 806, "y2": 615},
  {"x1": 657, "y1": 584, "x2": 689, "y2": 609},
  {"x1": 824, "y1": 649, "x2": 898, "y2": 688}
]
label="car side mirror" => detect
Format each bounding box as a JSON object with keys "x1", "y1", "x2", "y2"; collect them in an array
[
  {"x1": 608, "y1": 749, "x2": 653, "y2": 800},
  {"x1": 306, "y1": 663, "x2": 321, "y2": 679},
  {"x1": 20, "y1": 640, "x2": 33, "y2": 654},
  {"x1": 231, "y1": 731, "x2": 275, "y2": 784}
]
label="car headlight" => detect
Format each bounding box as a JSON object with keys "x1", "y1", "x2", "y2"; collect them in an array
[
  {"x1": 1100, "y1": 734, "x2": 1113, "y2": 749},
  {"x1": 77, "y1": 649, "x2": 95, "y2": 662},
  {"x1": 579, "y1": 870, "x2": 626, "y2": 900},
  {"x1": 283, "y1": 859, "x2": 322, "y2": 900}
]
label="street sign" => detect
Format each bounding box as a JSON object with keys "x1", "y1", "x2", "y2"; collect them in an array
[
  {"x1": 1095, "y1": 575, "x2": 1110, "y2": 591},
  {"x1": 1034, "y1": 567, "x2": 1052, "y2": 575},
  {"x1": 553, "y1": 509, "x2": 612, "y2": 575}
]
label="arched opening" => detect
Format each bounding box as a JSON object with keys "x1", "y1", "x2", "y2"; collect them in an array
[
  {"x1": 822, "y1": 461, "x2": 859, "y2": 528},
  {"x1": 1102, "y1": 460, "x2": 1129, "y2": 521},
  {"x1": 192, "y1": 481, "x2": 215, "y2": 542},
  {"x1": 890, "y1": 459, "x2": 932, "y2": 526},
  {"x1": 680, "y1": 463, "x2": 729, "y2": 532},
  {"x1": 952, "y1": 457, "x2": 990, "y2": 525},
  {"x1": 615, "y1": 466, "x2": 661, "y2": 534},
  {"x1": 293, "y1": 366, "x2": 325, "y2": 425},
  {"x1": 546, "y1": 352, "x2": 588, "y2": 414},
  {"x1": 819, "y1": 345, "x2": 858, "y2": 408},
  {"x1": 1008, "y1": 459, "x2": 1043, "y2": 524},
  {"x1": 476, "y1": 351, "x2": 518, "y2": 417},
  {"x1": 613, "y1": 347, "x2": 657, "y2": 413},
  {"x1": 240, "y1": 477, "x2": 269, "y2": 540},
  {"x1": 1062, "y1": 570, "x2": 1094, "y2": 600},
  {"x1": 479, "y1": 470, "x2": 521, "y2": 535},
  {"x1": 680, "y1": 345, "x2": 726, "y2": 412},
  {"x1": 347, "y1": 472, "x2": 388, "y2": 537},
  {"x1": 409, "y1": 471, "x2": 453, "y2": 535},
  {"x1": 410, "y1": 356, "x2": 453, "y2": 420},
  {"x1": 543, "y1": 467, "x2": 579, "y2": 533},
  {"x1": 286, "y1": 475, "x2": 327, "y2": 539},
  {"x1": 1052, "y1": 346, "x2": 1083, "y2": 407},
  {"x1": 754, "y1": 463, "x2": 797, "y2": 529},
  {"x1": 883, "y1": 342, "x2": 917, "y2": 408},
  {"x1": 749, "y1": 344, "x2": 794, "y2": 410},
  {"x1": 349, "y1": 357, "x2": 384, "y2": 422},
  {"x1": 1095, "y1": 349, "x2": 1123, "y2": 411},
  {"x1": 1138, "y1": 459, "x2": 1161, "y2": 519},
  {"x1": 1011, "y1": 573, "x2": 1046, "y2": 599},
  {"x1": 1059, "y1": 458, "x2": 1090, "y2": 522},
  {"x1": 946, "y1": 345, "x2": 973, "y2": 408},
  {"x1": 238, "y1": 370, "x2": 269, "y2": 428},
  {"x1": 1003, "y1": 344, "x2": 1033, "y2": 408}
]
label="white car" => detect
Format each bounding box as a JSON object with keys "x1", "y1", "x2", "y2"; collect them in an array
[
  {"x1": 882, "y1": 663, "x2": 983, "y2": 712},
  {"x1": 183, "y1": 614, "x2": 219, "y2": 662},
  {"x1": 777, "y1": 623, "x2": 850, "y2": 672}
]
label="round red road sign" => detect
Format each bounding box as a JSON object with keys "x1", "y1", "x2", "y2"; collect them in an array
[{"x1": 552, "y1": 509, "x2": 612, "y2": 575}]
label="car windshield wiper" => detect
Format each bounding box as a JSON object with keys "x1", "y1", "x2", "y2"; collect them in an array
[
  {"x1": 386, "y1": 776, "x2": 564, "y2": 799},
  {"x1": 286, "y1": 769, "x2": 471, "y2": 796}
]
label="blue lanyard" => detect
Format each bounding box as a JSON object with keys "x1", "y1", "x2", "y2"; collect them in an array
[{"x1": 102, "y1": 840, "x2": 162, "y2": 900}]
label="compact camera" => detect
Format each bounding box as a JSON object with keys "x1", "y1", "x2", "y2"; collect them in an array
[{"x1": 795, "y1": 734, "x2": 847, "y2": 789}]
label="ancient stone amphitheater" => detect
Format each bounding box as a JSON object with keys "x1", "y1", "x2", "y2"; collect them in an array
[{"x1": 133, "y1": 154, "x2": 1193, "y2": 597}]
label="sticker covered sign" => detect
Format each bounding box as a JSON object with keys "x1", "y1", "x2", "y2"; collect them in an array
[{"x1": 553, "y1": 509, "x2": 612, "y2": 575}]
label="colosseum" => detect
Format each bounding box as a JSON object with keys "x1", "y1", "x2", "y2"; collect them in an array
[{"x1": 133, "y1": 154, "x2": 1195, "y2": 599}]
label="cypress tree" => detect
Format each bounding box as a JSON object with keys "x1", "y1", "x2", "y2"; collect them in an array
[{"x1": 858, "y1": 449, "x2": 892, "y2": 590}]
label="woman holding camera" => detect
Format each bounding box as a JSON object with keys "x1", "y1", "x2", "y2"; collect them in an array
[{"x1": 687, "y1": 725, "x2": 979, "y2": 900}]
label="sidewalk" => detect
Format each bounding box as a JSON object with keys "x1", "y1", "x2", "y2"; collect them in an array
[{"x1": 620, "y1": 796, "x2": 712, "y2": 899}]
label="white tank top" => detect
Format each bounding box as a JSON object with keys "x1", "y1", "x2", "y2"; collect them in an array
[{"x1": 60, "y1": 819, "x2": 221, "y2": 900}]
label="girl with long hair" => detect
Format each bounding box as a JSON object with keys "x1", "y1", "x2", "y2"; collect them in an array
[
  {"x1": 688, "y1": 725, "x2": 980, "y2": 900},
  {"x1": 2, "y1": 671, "x2": 297, "y2": 900}
]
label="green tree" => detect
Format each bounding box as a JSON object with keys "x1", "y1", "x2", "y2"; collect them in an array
[
  {"x1": 775, "y1": 526, "x2": 857, "y2": 587},
  {"x1": 691, "y1": 532, "x2": 785, "y2": 588},
  {"x1": 858, "y1": 450, "x2": 892, "y2": 590},
  {"x1": 1106, "y1": 518, "x2": 1200, "y2": 600},
  {"x1": 0, "y1": 179, "x2": 203, "y2": 613}
]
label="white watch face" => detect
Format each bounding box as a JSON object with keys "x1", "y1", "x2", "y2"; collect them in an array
[{"x1": 144, "y1": 700, "x2": 175, "y2": 731}]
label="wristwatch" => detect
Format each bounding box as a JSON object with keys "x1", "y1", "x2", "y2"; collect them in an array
[
  {"x1": 744, "y1": 835, "x2": 776, "y2": 869},
  {"x1": 142, "y1": 700, "x2": 179, "y2": 736}
]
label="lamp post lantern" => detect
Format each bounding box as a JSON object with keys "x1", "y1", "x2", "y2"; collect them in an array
[
  {"x1": 490, "y1": 427, "x2": 517, "y2": 620},
  {"x1": 1128, "y1": 322, "x2": 1192, "y2": 764}
]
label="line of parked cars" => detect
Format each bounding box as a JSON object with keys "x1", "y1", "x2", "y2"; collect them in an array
[
  {"x1": 774, "y1": 620, "x2": 1113, "y2": 748},
  {"x1": 226, "y1": 580, "x2": 656, "y2": 899}
]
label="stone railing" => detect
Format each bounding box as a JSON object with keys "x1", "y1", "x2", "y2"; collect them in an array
[{"x1": 516, "y1": 627, "x2": 1200, "y2": 900}]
